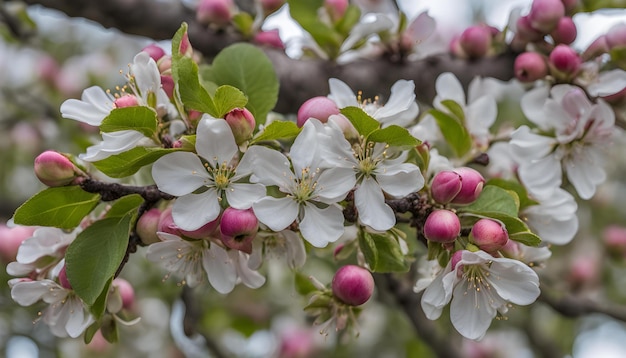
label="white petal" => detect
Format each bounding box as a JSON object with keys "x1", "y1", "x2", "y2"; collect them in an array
[
  {"x1": 421, "y1": 266, "x2": 455, "y2": 320},
  {"x1": 374, "y1": 80, "x2": 417, "y2": 122},
  {"x1": 172, "y1": 191, "x2": 221, "y2": 231},
  {"x1": 244, "y1": 146, "x2": 293, "y2": 188},
  {"x1": 79, "y1": 130, "x2": 150, "y2": 162},
  {"x1": 509, "y1": 126, "x2": 558, "y2": 161},
  {"x1": 435, "y1": 73, "x2": 465, "y2": 106},
  {"x1": 152, "y1": 152, "x2": 210, "y2": 196},
  {"x1": 587, "y1": 69, "x2": 626, "y2": 97},
  {"x1": 518, "y1": 155, "x2": 562, "y2": 201},
  {"x1": 291, "y1": 119, "x2": 320, "y2": 173},
  {"x1": 233, "y1": 251, "x2": 266, "y2": 289},
  {"x1": 11, "y1": 280, "x2": 56, "y2": 306},
  {"x1": 564, "y1": 148, "x2": 606, "y2": 200},
  {"x1": 226, "y1": 183, "x2": 266, "y2": 209},
  {"x1": 196, "y1": 116, "x2": 238, "y2": 167},
  {"x1": 450, "y1": 280, "x2": 496, "y2": 340},
  {"x1": 487, "y1": 258, "x2": 540, "y2": 305},
  {"x1": 328, "y1": 78, "x2": 359, "y2": 108},
  {"x1": 203, "y1": 244, "x2": 237, "y2": 294},
  {"x1": 65, "y1": 297, "x2": 93, "y2": 338},
  {"x1": 520, "y1": 86, "x2": 550, "y2": 130},
  {"x1": 376, "y1": 163, "x2": 424, "y2": 198},
  {"x1": 131, "y1": 51, "x2": 162, "y2": 97},
  {"x1": 60, "y1": 86, "x2": 113, "y2": 126},
  {"x1": 253, "y1": 197, "x2": 299, "y2": 232},
  {"x1": 283, "y1": 230, "x2": 307, "y2": 269},
  {"x1": 405, "y1": 12, "x2": 436, "y2": 43},
  {"x1": 299, "y1": 204, "x2": 345, "y2": 247},
  {"x1": 341, "y1": 14, "x2": 395, "y2": 52},
  {"x1": 355, "y1": 177, "x2": 395, "y2": 231},
  {"x1": 314, "y1": 167, "x2": 356, "y2": 203},
  {"x1": 466, "y1": 95, "x2": 497, "y2": 138}
]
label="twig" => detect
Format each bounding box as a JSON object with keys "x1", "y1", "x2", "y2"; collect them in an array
[
  {"x1": 79, "y1": 178, "x2": 174, "y2": 202},
  {"x1": 539, "y1": 290, "x2": 626, "y2": 322}
]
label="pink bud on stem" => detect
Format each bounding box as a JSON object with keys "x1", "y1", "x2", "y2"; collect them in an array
[
  {"x1": 136, "y1": 208, "x2": 162, "y2": 245},
  {"x1": 515, "y1": 52, "x2": 548, "y2": 82},
  {"x1": 423, "y1": 210, "x2": 461, "y2": 243},
  {"x1": 550, "y1": 17, "x2": 577, "y2": 44},
  {"x1": 196, "y1": 0, "x2": 233, "y2": 27},
  {"x1": 297, "y1": 96, "x2": 340, "y2": 127},
  {"x1": 224, "y1": 108, "x2": 256, "y2": 145},
  {"x1": 430, "y1": 171, "x2": 462, "y2": 204},
  {"x1": 0, "y1": 224, "x2": 36, "y2": 263},
  {"x1": 451, "y1": 167, "x2": 485, "y2": 205},
  {"x1": 528, "y1": 0, "x2": 565, "y2": 33},
  {"x1": 220, "y1": 207, "x2": 258, "y2": 254},
  {"x1": 34, "y1": 150, "x2": 82, "y2": 187},
  {"x1": 549, "y1": 44, "x2": 581, "y2": 76},
  {"x1": 459, "y1": 25, "x2": 492, "y2": 58},
  {"x1": 331, "y1": 265, "x2": 374, "y2": 306},
  {"x1": 469, "y1": 219, "x2": 509, "y2": 253}
]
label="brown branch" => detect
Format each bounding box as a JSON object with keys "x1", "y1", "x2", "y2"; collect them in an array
[
  {"x1": 539, "y1": 290, "x2": 626, "y2": 322},
  {"x1": 78, "y1": 178, "x2": 174, "y2": 202},
  {"x1": 21, "y1": 0, "x2": 517, "y2": 115}
]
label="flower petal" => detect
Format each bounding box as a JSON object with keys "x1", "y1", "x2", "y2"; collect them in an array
[
  {"x1": 314, "y1": 167, "x2": 356, "y2": 203},
  {"x1": 299, "y1": 204, "x2": 345, "y2": 247},
  {"x1": 253, "y1": 197, "x2": 299, "y2": 232},
  {"x1": 354, "y1": 177, "x2": 395, "y2": 231},
  {"x1": 487, "y1": 258, "x2": 540, "y2": 306},
  {"x1": 60, "y1": 86, "x2": 114, "y2": 126},
  {"x1": 232, "y1": 251, "x2": 265, "y2": 289},
  {"x1": 450, "y1": 280, "x2": 496, "y2": 340},
  {"x1": 203, "y1": 244, "x2": 236, "y2": 294},
  {"x1": 328, "y1": 78, "x2": 359, "y2": 108},
  {"x1": 196, "y1": 116, "x2": 238, "y2": 167},
  {"x1": 374, "y1": 80, "x2": 417, "y2": 123},
  {"x1": 376, "y1": 163, "x2": 424, "y2": 198},
  {"x1": 226, "y1": 183, "x2": 266, "y2": 209},
  {"x1": 152, "y1": 152, "x2": 210, "y2": 196},
  {"x1": 435, "y1": 73, "x2": 465, "y2": 107},
  {"x1": 244, "y1": 146, "x2": 293, "y2": 188},
  {"x1": 172, "y1": 191, "x2": 221, "y2": 231}
]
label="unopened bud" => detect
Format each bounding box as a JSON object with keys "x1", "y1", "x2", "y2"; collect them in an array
[
  {"x1": 450, "y1": 250, "x2": 464, "y2": 271},
  {"x1": 469, "y1": 219, "x2": 509, "y2": 253},
  {"x1": 515, "y1": 52, "x2": 548, "y2": 82},
  {"x1": 34, "y1": 151, "x2": 80, "y2": 187},
  {"x1": 423, "y1": 210, "x2": 461, "y2": 243},
  {"x1": 114, "y1": 94, "x2": 139, "y2": 108},
  {"x1": 430, "y1": 171, "x2": 462, "y2": 204},
  {"x1": 606, "y1": 23, "x2": 626, "y2": 49},
  {"x1": 161, "y1": 75, "x2": 175, "y2": 99},
  {"x1": 331, "y1": 265, "x2": 374, "y2": 306},
  {"x1": 220, "y1": 207, "x2": 258, "y2": 254},
  {"x1": 515, "y1": 15, "x2": 544, "y2": 42},
  {"x1": 58, "y1": 265, "x2": 72, "y2": 290},
  {"x1": 528, "y1": 0, "x2": 565, "y2": 33},
  {"x1": 324, "y1": 0, "x2": 349, "y2": 22},
  {"x1": 142, "y1": 44, "x2": 166, "y2": 62},
  {"x1": 253, "y1": 30, "x2": 285, "y2": 49},
  {"x1": 450, "y1": 167, "x2": 485, "y2": 205},
  {"x1": 459, "y1": 25, "x2": 492, "y2": 58},
  {"x1": 112, "y1": 278, "x2": 135, "y2": 310},
  {"x1": 568, "y1": 255, "x2": 599, "y2": 288},
  {"x1": 550, "y1": 17, "x2": 577, "y2": 44},
  {"x1": 603, "y1": 225, "x2": 626, "y2": 257},
  {"x1": 297, "y1": 96, "x2": 340, "y2": 127},
  {"x1": 549, "y1": 44, "x2": 581, "y2": 75},
  {"x1": 158, "y1": 56, "x2": 172, "y2": 73},
  {"x1": 178, "y1": 32, "x2": 194, "y2": 58},
  {"x1": 137, "y1": 208, "x2": 162, "y2": 245},
  {"x1": 225, "y1": 108, "x2": 255, "y2": 145},
  {"x1": 583, "y1": 35, "x2": 609, "y2": 60},
  {"x1": 0, "y1": 224, "x2": 36, "y2": 263},
  {"x1": 196, "y1": 0, "x2": 233, "y2": 27}
]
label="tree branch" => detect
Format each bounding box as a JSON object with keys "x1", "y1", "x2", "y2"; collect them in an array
[
  {"x1": 21, "y1": 0, "x2": 517, "y2": 114},
  {"x1": 539, "y1": 290, "x2": 626, "y2": 322}
]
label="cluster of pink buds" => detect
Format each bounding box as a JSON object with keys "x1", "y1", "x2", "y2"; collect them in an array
[{"x1": 196, "y1": 0, "x2": 234, "y2": 28}]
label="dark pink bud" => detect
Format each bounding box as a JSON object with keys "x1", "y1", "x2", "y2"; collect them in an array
[
  {"x1": 196, "y1": 0, "x2": 233, "y2": 27},
  {"x1": 450, "y1": 250, "x2": 464, "y2": 271},
  {"x1": 550, "y1": 17, "x2": 577, "y2": 44},
  {"x1": 583, "y1": 35, "x2": 609, "y2": 60},
  {"x1": 179, "y1": 32, "x2": 193, "y2": 58},
  {"x1": 469, "y1": 219, "x2": 509, "y2": 253},
  {"x1": 297, "y1": 96, "x2": 340, "y2": 127},
  {"x1": 606, "y1": 23, "x2": 626, "y2": 49},
  {"x1": 515, "y1": 52, "x2": 548, "y2": 82},
  {"x1": 500, "y1": 239, "x2": 521, "y2": 258},
  {"x1": 423, "y1": 210, "x2": 461, "y2": 243},
  {"x1": 220, "y1": 207, "x2": 258, "y2": 254},
  {"x1": 137, "y1": 208, "x2": 162, "y2": 245},
  {"x1": 528, "y1": 0, "x2": 565, "y2": 33},
  {"x1": 516, "y1": 15, "x2": 544, "y2": 42},
  {"x1": 450, "y1": 167, "x2": 485, "y2": 205},
  {"x1": 549, "y1": 44, "x2": 581, "y2": 75},
  {"x1": 58, "y1": 265, "x2": 72, "y2": 290},
  {"x1": 603, "y1": 225, "x2": 626, "y2": 254},
  {"x1": 142, "y1": 44, "x2": 166, "y2": 62},
  {"x1": 34, "y1": 150, "x2": 80, "y2": 187},
  {"x1": 253, "y1": 30, "x2": 285, "y2": 49},
  {"x1": 0, "y1": 224, "x2": 36, "y2": 263},
  {"x1": 459, "y1": 26, "x2": 492, "y2": 58},
  {"x1": 112, "y1": 278, "x2": 135, "y2": 310},
  {"x1": 114, "y1": 94, "x2": 139, "y2": 108},
  {"x1": 160, "y1": 75, "x2": 175, "y2": 99},
  {"x1": 430, "y1": 171, "x2": 462, "y2": 204},
  {"x1": 331, "y1": 265, "x2": 374, "y2": 306},
  {"x1": 325, "y1": 0, "x2": 349, "y2": 22},
  {"x1": 225, "y1": 108, "x2": 256, "y2": 145}
]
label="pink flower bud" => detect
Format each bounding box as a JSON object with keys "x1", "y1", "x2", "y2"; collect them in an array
[
  {"x1": 253, "y1": 30, "x2": 285, "y2": 50},
  {"x1": 550, "y1": 17, "x2": 577, "y2": 44},
  {"x1": 220, "y1": 207, "x2": 258, "y2": 254},
  {"x1": 515, "y1": 15, "x2": 544, "y2": 42},
  {"x1": 58, "y1": 265, "x2": 72, "y2": 290},
  {"x1": 278, "y1": 328, "x2": 315, "y2": 358},
  {"x1": 112, "y1": 278, "x2": 135, "y2": 310},
  {"x1": 178, "y1": 31, "x2": 194, "y2": 58},
  {"x1": 430, "y1": 170, "x2": 462, "y2": 204},
  {"x1": 225, "y1": 108, "x2": 256, "y2": 145},
  {"x1": 158, "y1": 56, "x2": 172, "y2": 73},
  {"x1": 142, "y1": 44, "x2": 166, "y2": 62},
  {"x1": 325, "y1": 0, "x2": 349, "y2": 22},
  {"x1": 606, "y1": 23, "x2": 626, "y2": 49},
  {"x1": 423, "y1": 210, "x2": 461, "y2": 243},
  {"x1": 549, "y1": 44, "x2": 581, "y2": 75},
  {"x1": 568, "y1": 255, "x2": 599, "y2": 287},
  {"x1": 515, "y1": 52, "x2": 548, "y2": 82},
  {"x1": 161, "y1": 75, "x2": 175, "y2": 99},
  {"x1": 331, "y1": 265, "x2": 374, "y2": 306},
  {"x1": 583, "y1": 35, "x2": 609, "y2": 60},
  {"x1": 0, "y1": 224, "x2": 36, "y2": 263},
  {"x1": 297, "y1": 96, "x2": 340, "y2": 127},
  {"x1": 196, "y1": 0, "x2": 233, "y2": 27},
  {"x1": 450, "y1": 167, "x2": 485, "y2": 205},
  {"x1": 114, "y1": 94, "x2": 139, "y2": 108},
  {"x1": 459, "y1": 26, "x2": 492, "y2": 58},
  {"x1": 469, "y1": 219, "x2": 509, "y2": 253},
  {"x1": 137, "y1": 208, "x2": 162, "y2": 245},
  {"x1": 260, "y1": 0, "x2": 285, "y2": 14},
  {"x1": 34, "y1": 150, "x2": 80, "y2": 187},
  {"x1": 500, "y1": 239, "x2": 521, "y2": 258},
  {"x1": 603, "y1": 225, "x2": 626, "y2": 255},
  {"x1": 450, "y1": 250, "x2": 464, "y2": 271},
  {"x1": 528, "y1": 0, "x2": 565, "y2": 33},
  {"x1": 158, "y1": 207, "x2": 219, "y2": 239}
]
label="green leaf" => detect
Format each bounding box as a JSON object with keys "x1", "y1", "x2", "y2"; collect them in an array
[
  {"x1": 368, "y1": 125, "x2": 420, "y2": 147},
  {"x1": 92, "y1": 147, "x2": 182, "y2": 178},
  {"x1": 231, "y1": 12, "x2": 254, "y2": 36},
  {"x1": 334, "y1": 5, "x2": 361, "y2": 36},
  {"x1": 440, "y1": 99, "x2": 466, "y2": 122},
  {"x1": 176, "y1": 56, "x2": 217, "y2": 115},
  {"x1": 100, "y1": 107, "x2": 158, "y2": 138},
  {"x1": 84, "y1": 321, "x2": 100, "y2": 344},
  {"x1": 213, "y1": 85, "x2": 248, "y2": 118},
  {"x1": 13, "y1": 186, "x2": 100, "y2": 229},
  {"x1": 206, "y1": 43, "x2": 279, "y2": 127},
  {"x1": 510, "y1": 231, "x2": 542, "y2": 246},
  {"x1": 294, "y1": 271, "x2": 317, "y2": 295},
  {"x1": 66, "y1": 215, "x2": 132, "y2": 305},
  {"x1": 251, "y1": 120, "x2": 301, "y2": 143},
  {"x1": 428, "y1": 108, "x2": 472, "y2": 157},
  {"x1": 487, "y1": 178, "x2": 539, "y2": 209},
  {"x1": 460, "y1": 185, "x2": 519, "y2": 217},
  {"x1": 105, "y1": 194, "x2": 143, "y2": 219},
  {"x1": 90, "y1": 278, "x2": 113, "y2": 319},
  {"x1": 358, "y1": 232, "x2": 409, "y2": 273},
  {"x1": 340, "y1": 106, "x2": 380, "y2": 137},
  {"x1": 287, "y1": 0, "x2": 341, "y2": 54}
]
